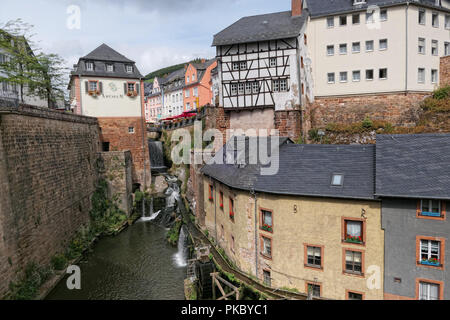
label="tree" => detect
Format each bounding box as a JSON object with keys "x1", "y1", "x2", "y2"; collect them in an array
[{"x1": 0, "y1": 19, "x2": 68, "y2": 108}]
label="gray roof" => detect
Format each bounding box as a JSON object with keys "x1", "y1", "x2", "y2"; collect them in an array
[
  {"x1": 202, "y1": 138, "x2": 375, "y2": 200},
  {"x1": 72, "y1": 44, "x2": 143, "y2": 79},
  {"x1": 162, "y1": 68, "x2": 186, "y2": 92},
  {"x1": 375, "y1": 134, "x2": 450, "y2": 200},
  {"x1": 212, "y1": 11, "x2": 307, "y2": 46},
  {"x1": 305, "y1": 0, "x2": 449, "y2": 18}
]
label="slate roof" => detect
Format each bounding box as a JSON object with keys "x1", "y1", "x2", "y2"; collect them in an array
[
  {"x1": 305, "y1": 0, "x2": 449, "y2": 18},
  {"x1": 202, "y1": 137, "x2": 375, "y2": 200},
  {"x1": 375, "y1": 134, "x2": 450, "y2": 200},
  {"x1": 162, "y1": 68, "x2": 186, "y2": 93},
  {"x1": 212, "y1": 11, "x2": 307, "y2": 46},
  {"x1": 72, "y1": 44, "x2": 143, "y2": 79}
]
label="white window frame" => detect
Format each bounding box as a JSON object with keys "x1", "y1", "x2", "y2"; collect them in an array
[
  {"x1": 431, "y1": 40, "x2": 438, "y2": 56},
  {"x1": 239, "y1": 61, "x2": 247, "y2": 70},
  {"x1": 231, "y1": 83, "x2": 237, "y2": 95},
  {"x1": 418, "y1": 68, "x2": 426, "y2": 83},
  {"x1": 106, "y1": 64, "x2": 114, "y2": 72},
  {"x1": 445, "y1": 15, "x2": 450, "y2": 29},
  {"x1": 379, "y1": 68, "x2": 388, "y2": 80},
  {"x1": 420, "y1": 239, "x2": 440, "y2": 262},
  {"x1": 380, "y1": 9, "x2": 388, "y2": 21},
  {"x1": 86, "y1": 62, "x2": 94, "y2": 71},
  {"x1": 89, "y1": 81, "x2": 98, "y2": 92},
  {"x1": 432, "y1": 12, "x2": 439, "y2": 28},
  {"x1": 419, "y1": 9, "x2": 426, "y2": 25},
  {"x1": 252, "y1": 81, "x2": 259, "y2": 93},
  {"x1": 366, "y1": 40, "x2": 374, "y2": 52},
  {"x1": 128, "y1": 127, "x2": 135, "y2": 134},
  {"x1": 327, "y1": 17, "x2": 334, "y2": 28},
  {"x1": 366, "y1": 69, "x2": 374, "y2": 81},
  {"x1": 269, "y1": 58, "x2": 277, "y2": 67},
  {"x1": 279, "y1": 79, "x2": 288, "y2": 92},
  {"x1": 245, "y1": 82, "x2": 252, "y2": 94},
  {"x1": 238, "y1": 83, "x2": 244, "y2": 94},
  {"x1": 445, "y1": 42, "x2": 450, "y2": 56},
  {"x1": 366, "y1": 11, "x2": 374, "y2": 23},
  {"x1": 340, "y1": 72, "x2": 348, "y2": 83},
  {"x1": 262, "y1": 236, "x2": 272, "y2": 257},
  {"x1": 419, "y1": 282, "x2": 440, "y2": 300},
  {"x1": 339, "y1": 15, "x2": 347, "y2": 26},
  {"x1": 327, "y1": 72, "x2": 335, "y2": 84},
  {"x1": 352, "y1": 13, "x2": 360, "y2": 25},
  {"x1": 126, "y1": 65, "x2": 133, "y2": 73},
  {"x1": 418, "y1": 38, "x2": 426, "y2": 54},
  {"x1": 379, "y1": 39, "x2": 388, "y2": 51},
  {"x1": 339, "y1": 44, "x2": 347, "y2": 55},
  {"x1": 232, "y1": 62, "x2": 240, "y2": 71},
  {"x1": 352, "y1": 70, "x2": 361, "y2": 82},
  {"x1": 421, "y1": 199, "x2": 441, "y2": 214},
  {"x1": 327, "y1": 45, "x2": 335, "y2": 56},
  {"x1": 352, "y1": 42, "x2": 361, "y2": 53}
]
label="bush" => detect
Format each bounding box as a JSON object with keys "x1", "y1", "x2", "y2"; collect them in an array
[
  {"x1": 362, "y1": 117, "x2": 373, "y2": 129},
  {"x1": 10, "y1": 263, "x2": 53, "y2": 300},
  {"x1": 432, "y1": 86, "x2": 450, "y2": 100},
  {"x1": 51, "y1": 254, "x2": 67, "y2": 271}
]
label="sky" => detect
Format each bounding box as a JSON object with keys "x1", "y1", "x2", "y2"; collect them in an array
[{"x1": 0, "y1": 0, "x2": 290, "y2": 76}]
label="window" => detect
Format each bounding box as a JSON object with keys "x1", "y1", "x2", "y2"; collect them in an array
[
  {"x1": 380, "y1": 9, "x2": 388, "y2": 21},
  {"x1": 306, "y1": 246, "x2": 322, "y2": 269},
  {"x1": 366, "y1": 40, "x2": 374, "y2": 52},
  {"x1": 127, "y1": 83, "x2": 135, "y2": 92},
  {"x1": 431, "y1": 69, "x2": 438, "y2": 84},
  {"x1": 238, "y1": 83, "x2": 244, "y2": 94},
  {"x1": 231, "y1": 83, "x2": 237, "y2": 95},
  {"x1": 193, "y1": 87, "x2": 198, "y2": 97},
  {"x1": 366, "y1": 11, "x2": 374, "y2": 23},
  {"x1": 261, "y1": 236, "x2": 272, "y2": 259},
  {"x1": 339, "y1": 43, "x2": 347, "y2": 55},
  {"x1": 431, "y1": 40, "x2": 438, "y2": 56},
  {"x1": 240, "y1": 61, "x2": 247, "y2": 70},
  {"x1": 419, "y1": 9, "x2": 425, "y2": 25},
  {"x1": 232, "y1": 62, "x2": 239, "y2": 71},
  {"x1": 245, "y1": 82, "x2": 252, "y2": 94},
  {"x1": 339, "y1": 15, "x2": 347, "y2": 26},
  {"x1": 252, "y1": 81, "x2": 259, "y2": 93},
  {"x1": 340, "y1": 72, "x2": 348, "y2": 83},
  {"x1": 419, "y1": 281, "x2": 441, "y2": 300},
  {"x1": 445, "y1": 42, "x2": 450, "y2": 56},
  {"x1": 379, "y1": 39, "x2": 388, "y2": 50},
  {"x1": 419, "y1": 199, "x2": 444, "y2": 218},
  {"x1": 345, "y1": 250, "x2": 363, "y2": 275},
  {"x1": 126, "y1": 65, "x2": 133, "y2": 73},
  {"x1": 208, "y1": 184, "x2": 213, "y2": 201},
  {"x1": 332, "y1": 174, "x2": 343, "y2": 186},
  {"x1": 420, "y1": 239, "x2": 441, "y2": 266},
  {"x1": 86, "y1": 62, "x2": 94, "y2": 71},
  {"x1": 219, "y1": 191, "x2": 224, "y2": 209},
  {"x1": 418, "y1": 68, "x2": 425, "y2": 83},
  {"x1": 192, "y1": 73, "x2": 196, "y2": 81},
  {"x1": 186, "y1": 103, "x2": 190, "y2": 110},
  {"x1": 229, "y1": 198, "x2": 234, "y2": 221},
  {"x1": 260, "y1": 210, "x2": 273, "y2": 232},
  {"x1": 327, "y1": 17, "x2": 334, "y2": 28},
  {"x1": 432, "y1": 13, "x2": 439, "y2": 28},
  {"x1": 446, "y1": 15, "x2": 450, "y2": 29},
  {"x1": 106, "y1": 64, "x2": 114, "y2": 72},
  {"x1": 327, "y1": 72, "x2": 335, "y2": 84},
  {"x1": 279, "y1": 79, "x2": 287, "y2": 92},
  {"x1": 307, "y1": 283, "x2": 321, "y2": 298},
  {"x1": 348, "y1": 291, "x2": 363, "y2": 300},
  {"x1": 88, "y1": 81, "x2": 98, "y2": 92},
  {"x1": 352, "y1": 13, "x2": 360, "y2": 24},
  {"x1": 344, "y1": 219, "x2": 363, "y2": 244},
  {"x1": 353, "y1": 70, "x2": 361, "y2": 82},
  {"x1": 273, "y1": 79, "x2": 287, "y2": 92},
  {"x1": 185, "y1": 89, "x2": 190, "y2": 97},
  {"x1": 379, "y1": 68, "x2": 388, "y2": 79},
  {"x1": 269, "y1": 58, "x2": 277, "y2": 67},
  {"x1": 263, "y1": 270, "x2": 271, "y2": 286},
  {"x1": 418, "y1": 38, "x2": 426, "y2": 54},
  {"x1": 327, "y1": 45, "x2": 335, "y2": 56},
  {"x1": 366, "y1": 69, "x2": 374, "y2": 81},
  {"x1": 128, "y1": 127, "x2": 135, "y2": 134},
  {"x1": 352, "y1": 42, "x2": 360, "y2": 53}
]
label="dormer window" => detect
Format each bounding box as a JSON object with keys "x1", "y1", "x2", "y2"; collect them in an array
[
  {"x1": 331, "y1": 174, "x2": 344, "y2": 186},
  {"x1": 106, "y1": 64, "x2": 114, "y2": 72},
  {"x1": 126, "y1": 65, "x2": 133, "y2": 73},
  {"x1": 353, "y1": 0, "x2": 366, "y2": 5},
  {"x1": 86, "y1": 62, "x2": 94, "y2": 71}
]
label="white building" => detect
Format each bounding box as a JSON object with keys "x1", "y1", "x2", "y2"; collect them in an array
[{"x1": 161, "y1": 68, "x2": 185, "y2": 118}]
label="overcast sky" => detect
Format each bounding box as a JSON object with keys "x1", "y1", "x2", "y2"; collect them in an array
[{"x1": 0, "y1": 0, "x2": 290, "y2": 76}]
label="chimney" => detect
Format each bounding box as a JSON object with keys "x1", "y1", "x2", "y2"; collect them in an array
[{"x1": 292, "y1": 0, "x2": 302, "y2": 17}]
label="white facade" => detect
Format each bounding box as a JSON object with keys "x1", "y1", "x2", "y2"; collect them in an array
[{"x1": 307, "y1": 4, "x2": 450, "y2": 97}]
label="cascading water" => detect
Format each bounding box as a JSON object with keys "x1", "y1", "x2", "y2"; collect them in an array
[
  {"x1": 174, "y1": 225, "x2": 188, "y2": 268},
  {"x1": 148, "y1": 140, "x2": 166, "y2": 173}
]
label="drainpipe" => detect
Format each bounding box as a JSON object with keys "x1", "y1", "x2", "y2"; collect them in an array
[
  {"x1": 251, "y1": 188, "x2": 258, "y2": 277},
  {"x1": 213, "y1": 178, "x2": 217, "y2": 241},
  {"x1": 140, "y1": 77, "x2": 147, "y2": 217},
  {"x1": 405, "y1": 2, "x2": 409, "y2": 95}
]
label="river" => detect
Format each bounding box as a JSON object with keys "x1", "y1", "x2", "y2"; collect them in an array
[{"x1": 46, "y1": 219, "x2": 187, "y2": 300}]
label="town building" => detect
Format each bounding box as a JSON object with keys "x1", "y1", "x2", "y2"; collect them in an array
[
  {"x1": 143, "y1": 82, "x2": 154, "y2": 123},
  {"x1": 68, "y1": 43, "x2": 150, "y2": 187},
  {"x1": 212, "y1": 2, "x2": 308, "y2": 139},
  {"x1": 161, "y1": 68, "x2": 185, "y2": 118},
  {"x1": 200, "y1": 137, "x2": 384, "y2": 300},
  {"x1": 376, "y1": 134, "x2": 450, "y2": 300},
  {"x1": 304, "y1": 0, "x2": 450, "y2": 128},
  {"x1": 146, "y1": 76, "x2": 164, "y2": 123},
  {"x1": 184, "y1": 59, "x2": 217, "y2": 112}
]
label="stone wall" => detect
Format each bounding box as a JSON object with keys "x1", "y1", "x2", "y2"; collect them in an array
[
  {"x1": 305, "y1": 92, "x2": 427, "y2": 129},
  {"x1": 441, "y1": 56, "x2": 450, "y2": 87},
  {"x1": 0, "y1": 104, "x2": 100, "y2": 298},
  {"x1": 97, "y1": 117, "x2": 150, "y2": 189},
  {"x1": 98, "y1": 151, "x2": 133, "y2": 216},
  {"x1": 274, "y1": 110, "x2": 301, "y2": 142}
]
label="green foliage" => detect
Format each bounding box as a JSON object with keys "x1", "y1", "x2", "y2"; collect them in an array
[
  {"x1": 432, "y1": 86, "x2": 450, "y2": 100},
  {"x1": 9, "y1": 263, "x2": 53, "y2": 300},
  {"x1": 50, "y1": 254, "x2": 67, "y2": 271},
  {"x1": 308, "y1": 129, "x2": 321, "y2": 142},
  {"x1": 167, "y1": 220, "x2": 183, "y2": 246},
  {"x1": 204, "y1": 230, "x2": 209, "y2": 238},
  {"x1": 361, "y1": 117, "x2": 373, "y2": 129},
  {"x1": 144, "y1": 58, "x2": 208, "y2": 81},
  {"x1": 421, "y1": 96, "x2": 450, "y2": 113},
  {"x1": 280, "y1": 286, "x2": 300, "y2": 293}
]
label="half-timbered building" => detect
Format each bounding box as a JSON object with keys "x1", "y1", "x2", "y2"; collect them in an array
[{"x1": 212, "y1": 0, "x2": 309, "y2": 139}]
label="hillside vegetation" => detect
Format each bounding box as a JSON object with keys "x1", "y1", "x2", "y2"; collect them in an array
[{"x1": 144, "y1": 58, "x2": 209, "y2": 82}]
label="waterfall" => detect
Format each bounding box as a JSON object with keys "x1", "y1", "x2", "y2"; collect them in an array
[
  {"x1": 174, "y1": 226, "x2": 188, "y2": 268},
  {"x1": 139, "y1": 210, "x2": 161, "y2": 223},
  {"x1": 148, "y1": 140, "x2": 166, "y2": 172}
]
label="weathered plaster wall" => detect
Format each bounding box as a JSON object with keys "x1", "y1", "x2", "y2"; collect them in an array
[
  {"x1": 441, "y1": 56, "x2": 450, "y2": 86},
  {"x1": 0, "y1": 104, "x2": 100, "y2": 298}
]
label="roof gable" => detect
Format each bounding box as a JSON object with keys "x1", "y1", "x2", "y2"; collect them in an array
[{"x1": 81, "y1": 43, "x2": 134, "y2": 63}]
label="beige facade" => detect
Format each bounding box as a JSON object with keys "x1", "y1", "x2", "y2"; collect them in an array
[
  {"x1": 203, "y1": 177, "x2": 384, "y2": 300},
  {"x1": 307, "y1": 4, "x2": 450, "y2": 98}
]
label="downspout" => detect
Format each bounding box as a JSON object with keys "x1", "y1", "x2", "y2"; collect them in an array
[
  {"x1": 251, "y1": 188, "x2": 258, "y2": 277},
  {"x1": 213, "y1": 178, "x2": 217, "y2": 241},
  {"x1": 140, "y1": 77, "x2": 147, "y2": 217},
  {"x1": 405, "y1": 2, "x2": 409, "y2": 95}
]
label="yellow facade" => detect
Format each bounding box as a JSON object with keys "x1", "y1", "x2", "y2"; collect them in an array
[{"x1": 203, "y1": 176, "x2": 384, "y2": 300}]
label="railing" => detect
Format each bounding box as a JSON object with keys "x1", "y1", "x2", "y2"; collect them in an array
[{"x1": 187, "y1": 259, "x2": 197, "y2": 281}]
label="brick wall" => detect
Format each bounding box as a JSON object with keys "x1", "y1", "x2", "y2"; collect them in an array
[
  {"x1": 274, "y1": 110, "x2": 301, "y2": 141},
  {"x1": 97, "y1": 117, "x2": 150, "y2": 189},
  {"x1": 0, "y1": 104, "x2": 100, "y2": 298},
  {"x1": 440, "y1": 56, "x2": 450, "y2": 87},
  {"x1": 306, "y1": 92, "x2": 426, "y2": 129}
]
